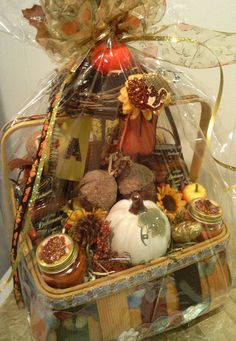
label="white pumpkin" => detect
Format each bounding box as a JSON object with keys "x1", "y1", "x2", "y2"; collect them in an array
[{"x1": 107, "y1": 193, "x2": 171, "y2": 265}]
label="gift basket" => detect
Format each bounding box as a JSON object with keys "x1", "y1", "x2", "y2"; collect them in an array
[{"x1": 1, "y1": 1, "x2": 236, "y2": 340}]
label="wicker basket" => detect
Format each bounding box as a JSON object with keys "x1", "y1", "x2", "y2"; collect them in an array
[{"x1": 1, "y1": 95, "x2": 231, "y2": 341}]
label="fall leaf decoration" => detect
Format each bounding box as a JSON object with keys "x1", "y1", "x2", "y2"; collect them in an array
[
  {"x1": 22, "y1": 1, "x2": 167, "y2": 61},
  {"x1": 22, "y1": 5, "x2": 48, "y2": 42},
  {"x1": 8, "y1": 130, "x2": 42, "y2": 183},
  {"x1": 8, "y1": 158, "x2": 33, "y2": 172},
  {"x1": 101, "y1": 125, "x2": 122, "y2": 167},
  {"x1": 107, "y1": 152, "x2": 132, "y2": 178}
]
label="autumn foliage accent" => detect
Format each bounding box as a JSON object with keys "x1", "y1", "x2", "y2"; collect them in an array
[
  {"x1": 94, "y1": 221, "x2": 113, "y2": 261},
  {"x1": 93, "y1": 221, "x2": 130, "y2": 274}
]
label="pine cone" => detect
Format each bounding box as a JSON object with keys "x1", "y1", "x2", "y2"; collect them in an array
[{"x1": 69, "y1": 213, "x2": 102, "y2": 248}]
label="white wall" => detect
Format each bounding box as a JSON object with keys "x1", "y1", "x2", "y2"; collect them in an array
[
  {"x1": 0, "y1": 36, "x2": 54, "y2": 126},
  {"x1": 0, "y1": 0, "x2": 236, "y2": 276}
]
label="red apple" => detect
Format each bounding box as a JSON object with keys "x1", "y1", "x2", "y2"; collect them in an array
[
  {"x1": 183, "y1": 183, "x2": 207, "y2": 203},
  {"x1": 91, "y1": 41, "x2": 133, "y2": 74}
]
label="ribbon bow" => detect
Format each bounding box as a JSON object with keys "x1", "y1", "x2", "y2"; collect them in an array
[
  {"x1": 21, "y1": 0, "x2": 236, "y2": 69},
  {"x1": 22, "y1": 0, "x2": 165, "y2": 60}
]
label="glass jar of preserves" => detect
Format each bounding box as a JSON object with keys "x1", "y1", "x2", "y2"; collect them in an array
[
  {"x1": 188, "y1": 198, "x2": 223, "y2": 240},
  {"x1": 36, "y1": 234, "x2": 87, "y2": 289}
]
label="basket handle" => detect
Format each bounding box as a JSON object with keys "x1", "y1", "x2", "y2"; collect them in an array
[
  {"x1": 163, "y1": 106, "x2": 182, "y2": 147},
  {"x1": 1, "y1": 95, "x2": 212, "y2": 215},
  {"x1": 171, "y1": 95, "x2": 212, "y2": 182}
]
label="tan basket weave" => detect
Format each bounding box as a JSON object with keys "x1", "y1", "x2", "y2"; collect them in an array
[{"x1": 1, "y1": 95, "x2": 231, "y2": 341}]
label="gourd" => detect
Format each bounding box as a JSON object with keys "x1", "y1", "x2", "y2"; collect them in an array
[{"x1": 107, "y1": 193, "x2": 171, "y2": 265}]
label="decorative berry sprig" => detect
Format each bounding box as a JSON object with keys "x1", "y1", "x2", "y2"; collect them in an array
[{"x1": 94, "y1": 220, "x2": 113, "y2": 261}]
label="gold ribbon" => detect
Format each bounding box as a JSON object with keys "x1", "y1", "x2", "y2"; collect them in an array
[{"x1": 21, "y1": 62, "x2": 81, "y2": 236}]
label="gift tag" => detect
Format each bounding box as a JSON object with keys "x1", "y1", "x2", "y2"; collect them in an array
[{"x1": 56, "y1": 117, "x2": 92, "y2": 181}]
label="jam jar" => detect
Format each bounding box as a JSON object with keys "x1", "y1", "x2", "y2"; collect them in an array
[
  {"x1": 188, "y1": 198, "x2": 223, "y2": 240},
  {"x1": 36, "y1": 234, "x2": 87, "y2": 289}
]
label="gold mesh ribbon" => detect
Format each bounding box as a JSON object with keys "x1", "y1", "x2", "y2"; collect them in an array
[{"x1": 21, "y1": 0, "x2": 236, "y2": 68}]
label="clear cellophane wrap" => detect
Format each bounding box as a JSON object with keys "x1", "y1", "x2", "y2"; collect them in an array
[{"x1": 1, "y1": 1, "x2": 236, "y2": 340}]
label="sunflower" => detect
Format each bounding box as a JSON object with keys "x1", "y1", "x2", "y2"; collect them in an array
[
  {"x1": 66, "y1": 207, "x2": 107, "y2": 229},
  {"x1": 66, "y1": 208, "x2": 87, "y2": 226},
  {"x1": 157, "y1": 184, "x2": 186, "y2": 220},
  {"x1": 118, "y1": 74, "x2": 171, "y2": 120}
]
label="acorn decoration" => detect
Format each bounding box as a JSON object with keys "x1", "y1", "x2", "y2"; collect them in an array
[
  {"x1": 74, "y1": 170, "x2": 117, "y2": 211},
  {"x1": 117, "y1": 163, "x2": 156, "y2": 201},
  {"x1": 171, "y1": 221, "x2": 202, "y2": 243}
]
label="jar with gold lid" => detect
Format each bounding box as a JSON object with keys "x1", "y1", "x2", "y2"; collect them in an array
[
  {"x1": 188, "y1": 198, "x2": 223, "y2": 240},
  {"x1": 36, "y1": 234, "x2": 87, "y2": 289}
]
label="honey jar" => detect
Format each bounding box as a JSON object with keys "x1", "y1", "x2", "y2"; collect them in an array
[
  {"x1": 36, "y1": 234, "x2": 87, "y2": 289},
  {"x1": 188, "y1": 198, "x2": 223, "y2": 240}
]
